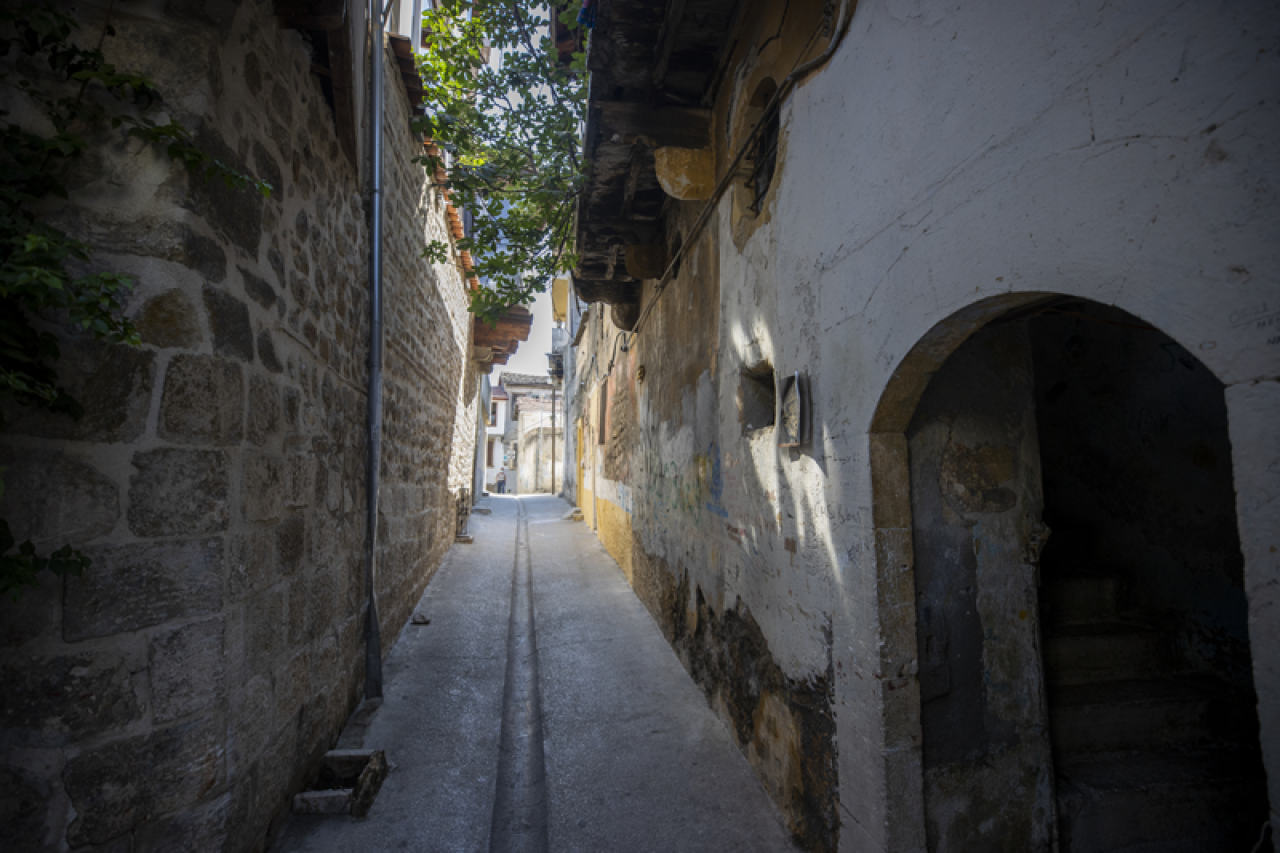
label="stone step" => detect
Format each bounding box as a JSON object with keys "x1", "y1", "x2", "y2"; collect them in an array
[
  {"x1": 1044, "y1": 621, "x2": 1170, "y2": 684},
  {"x1": 1047, "y1": 677, "x2": 1239, "y2": 754},
  {"x1": 1042, "y1": 575, "x2": 1121, "y2": 626},
  {"x1": 1055, "y1": 748, "x2": 1269, "y2": 852}
]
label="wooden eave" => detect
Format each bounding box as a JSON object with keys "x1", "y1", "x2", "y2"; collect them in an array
[
  {"x1": 572, "y1": 0, "x2": 739, "y2": 309},
  {"x1": 474, "y1": 305, "x2": 535, "y2": 365}
]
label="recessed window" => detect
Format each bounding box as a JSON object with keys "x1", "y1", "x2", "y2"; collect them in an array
[
  {"x1": 745, "y1": 79, "x2": 780, "y2": 215},
  {"x1": 739, "y1": 362, "x2": 777, "y2": 433}
]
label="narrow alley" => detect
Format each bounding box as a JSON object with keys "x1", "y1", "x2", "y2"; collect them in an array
[
  {"x1": 2, "y1": 1, "x2": 1277, "y2": 851},
  {"x1": 274, "y1": 496, "x2": 797, "y2": 853}
]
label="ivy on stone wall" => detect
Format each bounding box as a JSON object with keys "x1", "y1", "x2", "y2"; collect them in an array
[
  {"x1": 0, "y1": 4, "x2": 270, "y2": 598},
  {"x1": 413, "y1": 1, "x2": 587, "y2": 319}
]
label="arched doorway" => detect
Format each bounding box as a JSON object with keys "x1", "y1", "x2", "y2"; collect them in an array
[{"x1": 869, "y1": 295, "x2": 1271, "y2": 852}]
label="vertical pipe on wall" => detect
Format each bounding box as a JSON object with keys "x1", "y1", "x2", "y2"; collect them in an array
[
  {"x1": 364, "y1": 0, "x2": 387, "y2": 700},
  {"x1": 551, "y1": 384, "x2": 557, "y2": 495}
]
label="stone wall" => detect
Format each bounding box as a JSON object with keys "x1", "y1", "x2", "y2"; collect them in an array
[{"x1": 0, "y1": 2, "x2": 477, "y2": 850}]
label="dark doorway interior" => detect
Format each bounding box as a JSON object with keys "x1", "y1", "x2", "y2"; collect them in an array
[
  {"x1": 910, "y1": 301, "x2": 1270, "y2": 852},
  {"x1": 1030, "y1": 302, "x2": 1270, "y2": 852}
]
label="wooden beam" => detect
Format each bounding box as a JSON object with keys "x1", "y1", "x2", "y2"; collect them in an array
[
  {"x1": 579, "y1": 218, "x2": 660, "y2": 242},
  {"x1": 605, "y1": 244, "x2": 621, "y2": 280},
  {"x1": 652, "y1": 0, "x2": 688, "y2": 90},
  {"x1": 621, "y1": 143, "x2": 645, "y2": 219},
  {"x1": 594, "y1": 101, "x2": 711, "y2": 150}
]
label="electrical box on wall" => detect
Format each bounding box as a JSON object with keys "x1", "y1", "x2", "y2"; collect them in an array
[{"x1": 779, "y1": 373, "x2": 809, "y2": 448}]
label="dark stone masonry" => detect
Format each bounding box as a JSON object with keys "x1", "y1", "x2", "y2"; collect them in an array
[{"x1": 0, "y1": 1, "x2": 480, "y2": 850}]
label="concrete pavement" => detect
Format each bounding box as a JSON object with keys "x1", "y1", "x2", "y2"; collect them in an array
[{"x1": 274, "y1": 495, "x2": 797, "y2": 852}]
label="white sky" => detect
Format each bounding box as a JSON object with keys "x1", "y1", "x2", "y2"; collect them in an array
[{"x1": 500, "y1": 287, "x2": 556, "y2": 378}]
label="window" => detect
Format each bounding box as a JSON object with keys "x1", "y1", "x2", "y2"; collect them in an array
[
  {"x1": 742, "y1": 78, "x2": 778, "y2": 213},
  {"x1": 486, "y1": 438, "x2": 495, "y2": 468},
  {"x1": 491, "y1": 402, "x2": 498, "y2": 423},
  {"x1": 747, "y1": 106, "x2": 780, "y2": 214}
]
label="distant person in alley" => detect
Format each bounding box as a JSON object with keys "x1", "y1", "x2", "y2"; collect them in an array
[{"x1": 496, "y1": 468, "x2": 507, "y2": 494}]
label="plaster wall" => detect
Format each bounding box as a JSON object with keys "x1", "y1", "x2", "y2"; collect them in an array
[
  {"x1": 0, "y1": 1, "x2": 478, "y2": 849},
  {"x1": 572, "y1": 0, "x2": 1279, "y2": 850}
]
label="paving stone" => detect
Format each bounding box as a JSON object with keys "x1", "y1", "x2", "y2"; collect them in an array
[
  {"x1": 151, "y1": 617, "x2": 225, "y2": 723},
  {"x1": 159, "y1": 355, "x2": 244, "y2": 445},
  {"x1": 136, "y1": 289, "x2": 204, "y2": 348},
  {"x1": 203, "y1": 285, "x2": 255, "y2": 362},
  {"x1": 0, "y1": 653, "x2": 140, "y2": 747},
  {"x1": 0, "y1": 448, "x2": 119, "y2": 549},
  {"x1": 128, "y1": 448, "x2": 229, "y2": 537},
  {"x1": 65, "y1": 539, "x2": 223, "y2": 641},
  {"x1": 64, "y1": 716, "x2": 223, "y2": 847}
]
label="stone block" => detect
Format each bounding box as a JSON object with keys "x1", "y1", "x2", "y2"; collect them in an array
[
  {"x1": 274, "y1": 649, "x2": 310, "y2": 726},
  {"x1": 0, "y1": 448, "x2": 118, "y2": 550},
  {"x1": 0, "y1": 763, "x2": 54, "y2": 851},
  {"x1": 2, "y1": 339, "x2": 154, "y2": 443},
  {"x1": 174, "y1": 223, "x2": 229, "y2": 283},
  {"x1": 134, "y1": 792, "x2": 230, "y2": 853},
  {"x1": 159, "y1": 355, "x2": 243, "y2": 445},
  {"x1": 276, "y1": 514, "x2": 306, "y2": 576},
  {"x1": 286, "y1": 454, "x2": 316, "y2": 508},
  {"x1": 258, "y1": 330, "x2": 284, "y2": 373},
  {"x1": 105, "y1": 220, "x2": 226, "y2": 283},
  {"x1": 64, "y1": 716, "x2": 223, "y2": 847},
  {"x1": 245, "y1": 586, "x2": 285, "y2": 674},
  {"x1": 268, "y1": 245, "x2": 285, "y2": 286},
  {"x1": 228, "y1": 527, "x2": 275, "y2": 601},
  {"x1": 203, "y1": 285, "x2": 255, "y2": 362},
  {"x1": 283, "y1": 386, "x2": 300, "y2": 428},
  {"x1": 0, "y1": 652, "x2": 140, "y2": 747},
  {"x1": 247, "y1": 374, "x2": 281, "y2": 445},
  {"x1": 65, "y1": 539, "x2": 223, "y2": 642},
  {"x1": 0, "y1": 571, "x2": 61, "y2": 648},
  {"x1": 308, "y1": 565, "x2": 341, "y2": 642},
  {"x1": 241, "y1": 266, "x2": 277, "y2": 310},
  {"x1": 228, "y1": 673, "x2": 273, "y2": 776},
  {"x1": 256, "y1": 721, "x2": 298, "y2": 819},
  {"x1": 243, "y1": 453, "x2": 285, "y2": 521},
  {"x1": 151, "y1": 617, "x2": 225, "y2": 723},
  {"x1": 183, "y1": 129, "x2": 263, "y2": 255},
  {"x1": 128, "y1": 448, "x2": 229, "y2": 537},
  {"x1": 288, "y1": 574, "x2": 308, "y2": 646},
  {"x1": 136, "y1": 289, "x2": 203, "y2": 349},
  {"x1": 251, "y1": 141, "x2": 283, "y2": 196}
]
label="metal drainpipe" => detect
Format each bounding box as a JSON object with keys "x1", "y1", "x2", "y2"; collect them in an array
[{"x1": 364, "y1": 0, "x2": 387, "y2": 701}]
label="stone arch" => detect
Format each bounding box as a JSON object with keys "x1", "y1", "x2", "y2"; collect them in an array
[{"x1": 867, "y1": 292, "x2": 1274, "y2": 851}]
